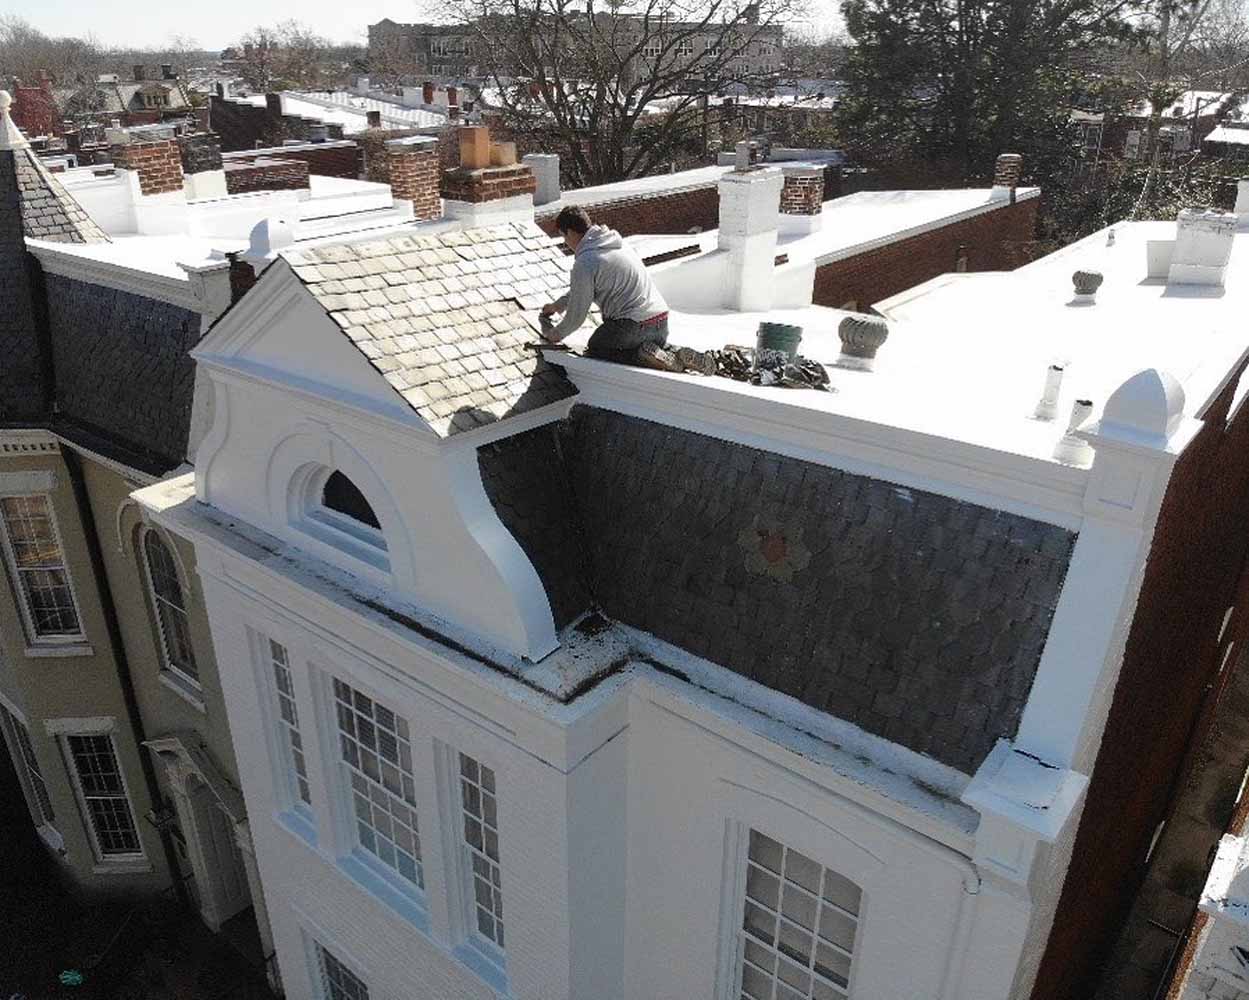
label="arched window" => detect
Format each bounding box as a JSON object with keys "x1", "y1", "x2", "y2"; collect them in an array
[
  {"x1": 143, "y1": 530, "x2": 198, "y2": 686},
  {"x1": 322, "y1": 470, "x2": 381, "y2": 530}
]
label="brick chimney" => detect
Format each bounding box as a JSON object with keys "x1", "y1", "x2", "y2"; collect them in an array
[
  {"x1": 992, "y1": 153, "x2": 1023, "y2": 202},
  {"x1": 133, "y1": 64, "x2": 146, "y2": 82},
  {"x1": 112, "y1": 137, "x2": 184, "y2": 196},
  {"x1": 265, "y1": 93, "x2": 283, "y2": 118},
  {"x1": 367, "y1": 109, "x2": 382, "y2": 128},
  {"x1": 178, "y1": 132, "x2": 227, "y2": 199},
  {"x1": 441, "y1": 125, "x2": 536, "y2": 224},
  {"x1": 778, "y1": 164, "x2": 823, "y2": 235},
  {"x1": 422, "y1": 81, "x2": 435, "y2": 104},
  {"x1": 717, "y1": 163, "x2": 784, "y2": 311},
  {"x1": 161, "y1": 63, "x2": 175, "y2": 80},
  {"x1": 386, "y1": 136, "x2": 441, "y2": 221}
]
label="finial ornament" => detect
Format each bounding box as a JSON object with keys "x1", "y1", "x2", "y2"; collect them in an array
[{"x1": 0, "y1": 89, "x2": 31, "y2": 150}]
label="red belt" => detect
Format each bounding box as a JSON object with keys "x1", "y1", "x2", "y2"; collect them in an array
[{"x1": 639, "y1": 312, "x2": 669, "y2": 327}]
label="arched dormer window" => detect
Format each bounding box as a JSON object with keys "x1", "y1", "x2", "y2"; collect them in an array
[
  {"x1": 302, "y1": 468, "x2": 389, "y2": 573},
  {"x1": 142, "y1": 529, "x2": 198, "y2": 688}
]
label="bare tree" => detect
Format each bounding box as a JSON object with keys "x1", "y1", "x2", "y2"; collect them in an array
[
  {"x1": 237, "y1": 25, "x2": 283, "y2": 92},
  {"x1": 370, "y1": 31, "x2": 422, "y2": 88},
  {"x1": 434, "y1": 0, "x2": 804, "y2": 185}
]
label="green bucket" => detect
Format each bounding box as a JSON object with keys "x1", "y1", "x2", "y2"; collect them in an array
[{"x1": 756, "y1": 322, "x2": 803, "y2": 362}]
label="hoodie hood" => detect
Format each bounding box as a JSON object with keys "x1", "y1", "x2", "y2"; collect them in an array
[{"x1": 575, "y1": 224, "x2": 624, "y2": 256}]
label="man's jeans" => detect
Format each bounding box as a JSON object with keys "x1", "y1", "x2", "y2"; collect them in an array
[{"x1": 585, "y1": 316, "x2": 670, "y2": 364}]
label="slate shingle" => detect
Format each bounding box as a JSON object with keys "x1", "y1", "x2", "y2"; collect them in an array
[
  {"x1": 12, "y1": 148, "x2": 109, "y2": 244},
  {"x1": 286, "y1": 222, "x2": 581, "y2": 437}
]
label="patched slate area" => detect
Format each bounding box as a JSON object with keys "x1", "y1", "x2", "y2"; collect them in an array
[
  {"x1": 45, "y1": 276, "x2": 201, "y2": 468},
  {"x1": 560, "y1": 406, "x2": 1075, "y2": 774},
  {"x1": 479, "y1": 426, "x2": 595, "y2": 629},
  {"x1": 284, "y1": 222, "x2": 580, "y2": 437},
  {"x1": 13, "y1": 148, "x2": 109, "y2": 244}
]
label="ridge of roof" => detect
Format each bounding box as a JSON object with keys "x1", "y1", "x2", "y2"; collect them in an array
[
  {"x1": 283, "y1": 221, "x2": 580, "y2": 437},
  {"x1": 13, "y1": 147, "x2": 110, "y2": 244}
]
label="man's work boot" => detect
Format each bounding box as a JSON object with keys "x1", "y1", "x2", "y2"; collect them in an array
[
  {"x1": 635, "y1": 342, "x2": 683, "y2": 372},
  {"x1": 675, "y1": 346, "x2": 718, "y2": 376}
]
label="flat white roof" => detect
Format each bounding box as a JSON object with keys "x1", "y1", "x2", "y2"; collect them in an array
[
  {"x1": 234, "y1": 92, "x2": 446, "y2": 134},
  {"x1": 1206, "y1": 125, "x2": 1249, "y2": 145},
  {"x1": 554, "y1": 218, "x2": 1249, "y2": 468},
  {"x1": 539, "y1": 164, "x2": 733, "y2": 215}
]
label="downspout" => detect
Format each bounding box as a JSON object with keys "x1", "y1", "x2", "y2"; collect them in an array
[{"x1": 61, "y1": 445, "x2": 188, "y2": 909}]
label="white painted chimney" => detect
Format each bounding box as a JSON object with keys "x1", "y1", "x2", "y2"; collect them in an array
[
  {"x1": 1169, "y1": 208, "x2": 1237, "y2": 287},
  {"x1": 523, "y1": 153, "x2": 560, "y2": 206},
  {"x1": 717, "y1": 165, "x2": 783, "y2": 311}
]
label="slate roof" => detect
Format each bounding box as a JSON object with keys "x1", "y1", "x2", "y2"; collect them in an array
[
  {"x1": 479, "y1": 407, "x2": 1077, "y2": 774},
  {"x1": 284, "y1": 222, "x2": 580, "y2": 437},
  {"x1": 13, "y1": 147, "x2": 109, "y2": 244}
]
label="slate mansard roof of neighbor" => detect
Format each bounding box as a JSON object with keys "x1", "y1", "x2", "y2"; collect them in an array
[
  {"x1": 13, "y1": 146, "x2": 109, "y2": 244},
  {"x1": 284, "y1": 221, "x2": 579, "y2": 438}
]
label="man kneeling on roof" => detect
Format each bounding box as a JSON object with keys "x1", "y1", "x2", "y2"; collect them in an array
[{"x1": 539, "y1": 206, "x2": 715, "y2": 374}]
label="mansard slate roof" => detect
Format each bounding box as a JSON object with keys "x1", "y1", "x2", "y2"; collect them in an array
[
  {"x1": 481, "y1": 409, "x2": 1077, "y2": 775},
  {"x1": 284, "y1": 222, "x2": 578, "y2": 437},
  {"x1": 13, "y1": 147, "x2": 109, "y2": 244}
]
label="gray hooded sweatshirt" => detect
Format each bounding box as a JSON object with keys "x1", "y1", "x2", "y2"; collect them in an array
[{"x1": 545, "y1": 224, "x2": 668, "y2": 341}]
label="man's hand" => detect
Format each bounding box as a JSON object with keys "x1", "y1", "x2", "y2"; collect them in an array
[
  {"x1": 538, "y1": 313, "x2": 560, "y2": 342},
  {"x1": 541, "y1": 302, "x2": 559, "y2": 317}
]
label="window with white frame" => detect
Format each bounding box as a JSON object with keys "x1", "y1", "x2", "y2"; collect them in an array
[
  {"x1": 677, "y1": 39, "x2": 694, "y2": 55},
  {"x1": 64, "y1": 734, "x2": 142, "y2": 858},
  {"x1": 457, "y1": 751, "x2": 505, "y2": 949},
  {"x1": 268, "y1": 639, "x2": 311, "y2": 809},
  {"x1": 0, "y1": 494, "x2": 84, "y2": 641},
  {"x1": 705, "y1": 40, "x2": 722, "y2": 55},
  {"x1": 301, "y1": 469, "x2": 389, "y2": 574},
  {"x1": 142, "y1": 530, "x2": 198, "y2": 686},
  {"x1": 0, "y1": 704, "x2": 56, "y2": 831},
  {"x1": 643, "y1": 41, "x2": 662, "y2": 57},
  {"x1": 734, "y1": 829, "x2": 861, "y2": 999},
  {"x1": 316, "y1": 942, "x2": 370, "y2": 1000},
  {"x1": 334, "y1": 678, "x2": 423, "y2": 888}
]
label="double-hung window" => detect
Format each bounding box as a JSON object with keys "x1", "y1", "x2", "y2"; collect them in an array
[
  {"x1": 334, "y1": 678, "x2": 424, "y2": 889},
  {"x1": 457, "y1": 752, "x2": 505, "y2": 949},
  {"x1": 0, "y1": 703, "x2": 58, "y2": 840},
  {"x1": 142, "y1": 530, "x2": 198, "y2": 688},
  {"x1": 316, "y1": 942, "x2": 370, "y2": 1000},
  {"x1": 65, "y1": 733, "x2": 143, "y2": 860},
  {"x1": 734, "y1": 829, "x2": 861, "y2": 999},
  {"x1": 0, "y1": 494, "x2": 83, "y2": 642},
  {"x1": 269, "y1": 639, "x2": 312, "y2": 811}
]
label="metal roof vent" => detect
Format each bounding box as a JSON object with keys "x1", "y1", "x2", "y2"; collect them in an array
[
  {"x1": 1072, "y1": 269, "x2": 1103, "y2": 304},
  {"x1": 835, "y1": 313, "x2": 889, "y2": 372}
]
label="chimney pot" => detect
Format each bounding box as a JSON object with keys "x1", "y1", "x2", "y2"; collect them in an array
[
  {"x1": 523, "y1": 153, "x2": 560, "y2": 205},
  {"x1": 458, "y1": 124, "x2": 491, "y2": 168},
  {"x1": 1033, "y1": 364, "x2": 1065, "y2": 421}
]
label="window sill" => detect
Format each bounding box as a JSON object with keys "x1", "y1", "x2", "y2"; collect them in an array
[
  {"x1": 337, "y1": 852, "x2": 430, "y2": 934},
  {"x1": 92, "y1": 858, "x2": 153, "y2": 875},
  {"x1": 158, "y1": 671, "x2": 206, "y2": 712},
  {"x1": 36, "y1": 823, "x2": 65, "y2": 855},
  {"x1": 454, "y1": 940, "x2": 510, "y2": 996},
  {"x1": 276, "y1": 809, "x2": 317, "y2": 849},
  {"x1": 24, "y1": 642, "x2": 94, "y2": 659}
]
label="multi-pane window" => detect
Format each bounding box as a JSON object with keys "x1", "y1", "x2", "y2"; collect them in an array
[
  {"x1": 736, "y1": 830, "x2": 861, "y2": 1000},
  {"x1": 0, "y1": 495, "x2": 82, "y2": 639},
  {"x1": 677, "y1": 40, "x2": 694, "y2": 55},
  {"x1": 317, "y1": 944, "x2": 370, "y2": 1000},
  {"x1": 0, "y1": 704, "x2": 55, "y2": 827},
  {"x1": 269, "y1": 640, "x2": 311, "y2": 807},
  {"x1": 65, "y1": 734, "x2": 142, "y2": 857},
  {"x1": 143, "y1": 531, "x2": 198, "y2": 684},
  {"x1": 333, "y1": 678, "x2": 423, "y2": 888},
  {"x1": 458, "y1": 752, "x2": 504, "y2": 948}
]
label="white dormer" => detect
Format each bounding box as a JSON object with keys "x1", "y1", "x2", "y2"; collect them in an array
[{"x1": 190, "y1": 222, "x2": 583, "y2": 661}]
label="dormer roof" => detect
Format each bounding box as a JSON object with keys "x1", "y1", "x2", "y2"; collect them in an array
[
  {"x1": 282, "y1": 221, "x2": 578, "y2": 436},
  {"x1": 12, "y1": 146, "x2": 109, "y2": 244}
]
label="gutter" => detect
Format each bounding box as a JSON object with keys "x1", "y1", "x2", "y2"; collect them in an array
[{"x1": 60, "y1": 445, "x2": 188, "y2": 908}]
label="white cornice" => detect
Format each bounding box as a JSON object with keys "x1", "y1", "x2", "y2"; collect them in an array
[
  {"x1": 551, "y1": 351, "x2": 1089, "y2": 529},
  {"x1": 27, "y1": 243, "x2": 201, "y2": 313}
]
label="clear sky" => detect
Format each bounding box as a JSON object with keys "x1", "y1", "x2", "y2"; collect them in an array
[{"x1": 6, "y1": 0, "x2": 839, "y2": 51}]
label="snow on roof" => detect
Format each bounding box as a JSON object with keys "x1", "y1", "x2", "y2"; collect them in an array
[
  {"x1": 1134, "y1": 90, "x2": 1232, "y2": 118},
  {"x1": 234, "y1": 92, "x2": 447, "y2": 134},
  {"x1": 1206, "y1": 124, "x2": 1249, "y2": 145},
  {"x1": 282, "y1": 222, "x2": 581, "y2": 436}
]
